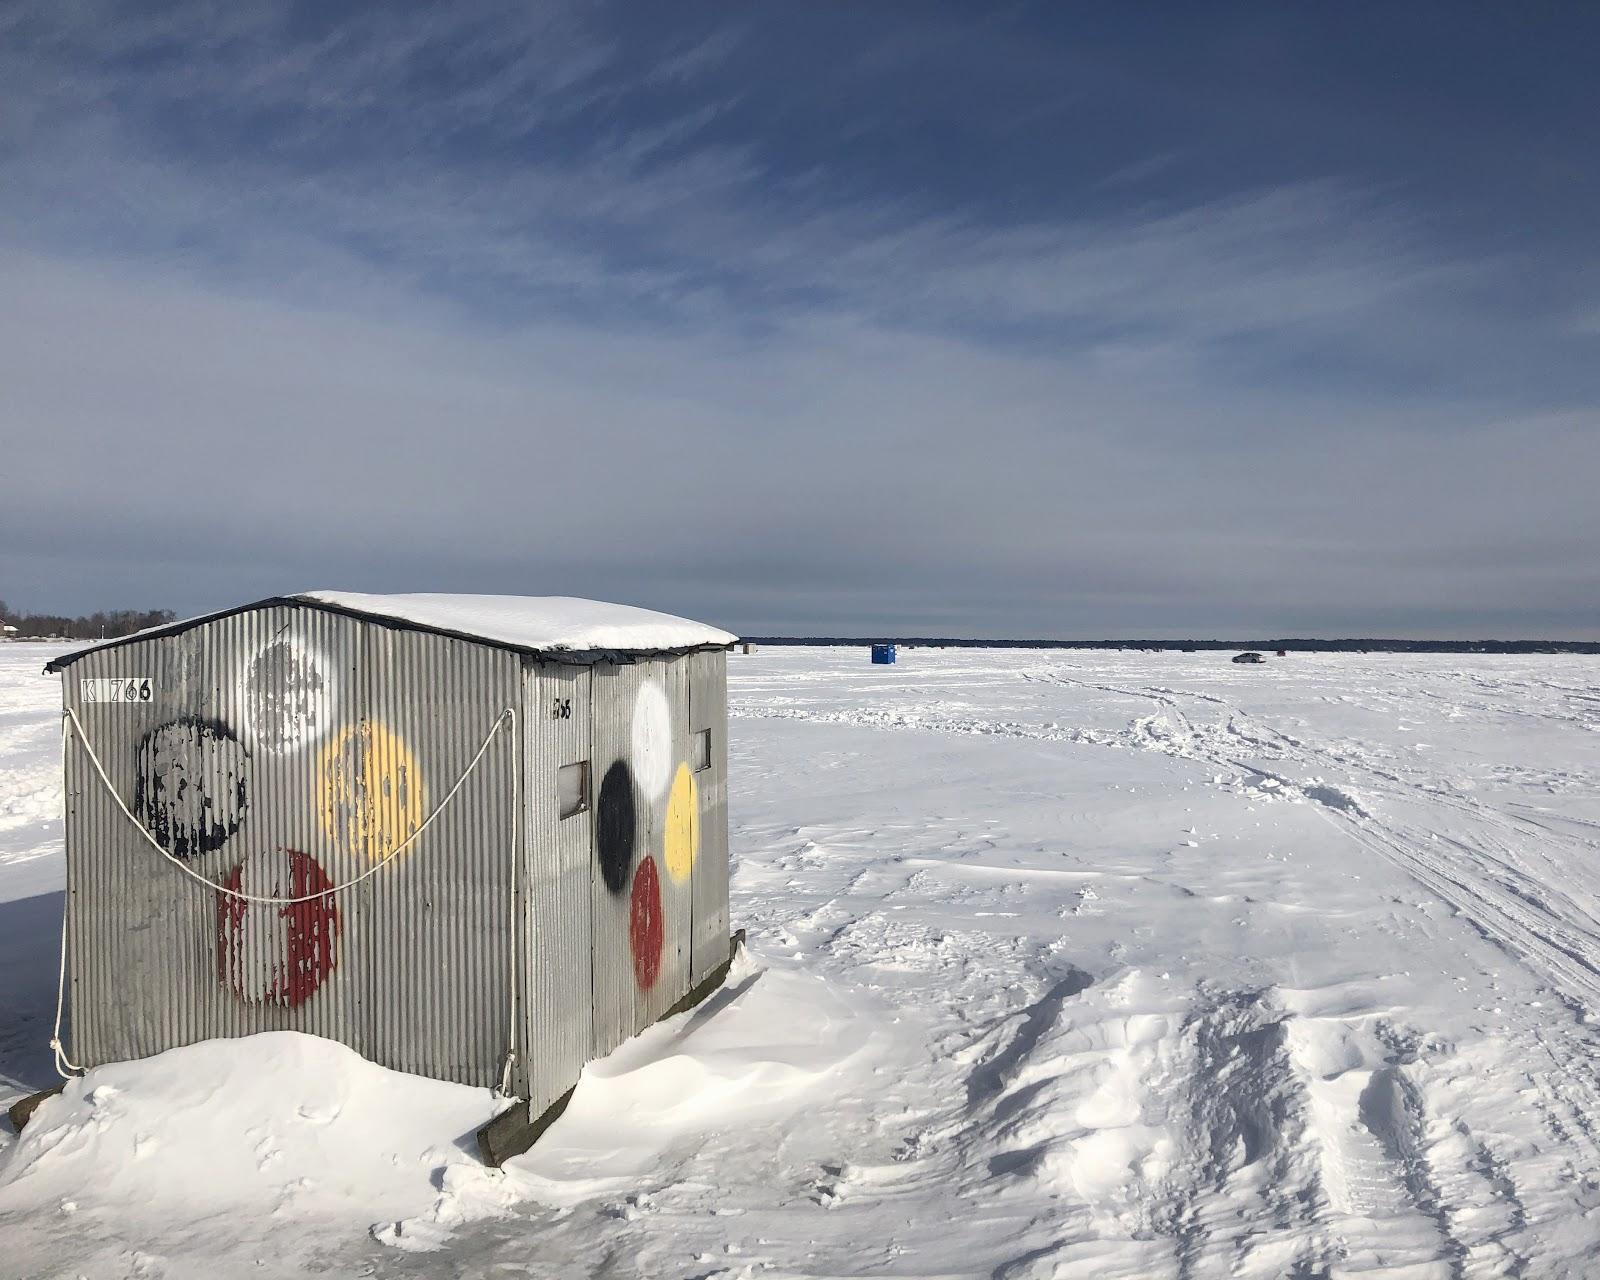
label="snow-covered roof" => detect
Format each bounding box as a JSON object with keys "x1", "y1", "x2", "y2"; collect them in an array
[
  {"x1": 294, "y1": 591, "x2": 736, "y2": 654},
  {"x1": 44, "y1": 591, "x2": 736, "y2": 671}
]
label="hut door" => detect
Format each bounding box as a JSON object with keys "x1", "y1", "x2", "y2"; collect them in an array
[{"x1": 520, "y1": 661, "x2": 591, "y2": 1113}]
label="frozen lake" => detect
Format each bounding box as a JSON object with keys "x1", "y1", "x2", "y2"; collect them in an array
[{"x1": 4, "y1": 643, "x2": 1600, "y2": 1277}]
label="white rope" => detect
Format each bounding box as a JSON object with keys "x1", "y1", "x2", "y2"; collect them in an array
[
  {"x1": 51, "y1": 908, "x2": 80, "y2": 1078},
  {"x1": 51, "y1": 709, "x2": 83, "y2": 1078},
  {"x1": 51, "y1": 704, "x2": 519, "y2": 1083},
  {"x1": 61, "y1": 704, "x2": 515, "y2": 905},
  {"x1": 499, "y1": 724, "x2": 521, "y2": 1098}
]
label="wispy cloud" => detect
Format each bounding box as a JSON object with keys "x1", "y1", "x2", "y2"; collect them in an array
[{"x1": 1, "y1": 2, "x2": 1596, "y2": 634}]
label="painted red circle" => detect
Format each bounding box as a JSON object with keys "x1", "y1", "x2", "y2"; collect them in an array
[
  {"x1": 216, "y1": 848, "x2": 340, "y2": 1008},
  {"x1": 629, "y1": 855, "x2": 664, "y2": 991}
]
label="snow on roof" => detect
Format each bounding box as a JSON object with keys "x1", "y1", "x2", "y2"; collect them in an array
[
  {"x1": 293, "y1": 591, "x2": 737, "y2": 654},
  {"x1": 44, "y1": 591, "x2": 736, "y2": 671}
]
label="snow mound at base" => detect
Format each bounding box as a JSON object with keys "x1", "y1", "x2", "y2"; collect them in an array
[
  {"x1": 373, "y1": 955, "x2": 886, "y2": 1248},
  {"x1": 0, "y1": 957, "x2": 885, "y2": 1263},
  {"x1": 0, "y1": 1031, "x2": 502, "y2": 1236}
]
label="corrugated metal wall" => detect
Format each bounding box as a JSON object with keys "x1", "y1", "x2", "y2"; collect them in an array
[
  {"x1": 519, "y1": 660, "x2": 592, "y2": 1112},
  {"x1": 688, "y1": 651, "x2": 730, "y2": 986},
  {"x1": 62, "y1": 604, "x2": 520, "y2": 1088},
  {"x1": 589, "y1": 659, "x2": 646, "y2": 1057},
  {"x1": 586, "y1": 654, "x2": 713, "y2": 1057},
  {"x1": 59, "y1": 602, "x2": 731, "y2": 1108},
  {"x1": 640, "y1": 655, "x2": 692, "y2": 1028}
]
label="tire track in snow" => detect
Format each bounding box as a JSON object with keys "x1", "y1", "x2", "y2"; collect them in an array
[
  {"x1": 735, "y1": 662, "x2": 1600, "y2": 1198},
  {"x1": 1034, "y1": 668, "x2": 1600, "y2": 1012},
  {"x1": 1031, "y1": 666, "x2": 1600, "y2": 1192},
  {"x1": 736, "y1": 671, "x2": 1600, "y2": 1019}
]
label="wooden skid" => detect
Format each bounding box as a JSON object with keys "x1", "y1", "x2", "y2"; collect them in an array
[{"x1": 7, "y1": 1083, "x2": 65, "y2": 1132}]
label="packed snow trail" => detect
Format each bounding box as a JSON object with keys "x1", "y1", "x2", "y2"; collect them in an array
[
  {"x1": 738, "y1": 652, "x2": 1600, "y2": 1011},
  {"x1": 1024, "y1": 666, "x2": 1600, "y2": 1013},
  {"x1": 726, "y1": 648, "x2": 1600, "y2": 1277},
  {"x1": 4, "y1": 645, "x2": 1600, "y2": 1276}
]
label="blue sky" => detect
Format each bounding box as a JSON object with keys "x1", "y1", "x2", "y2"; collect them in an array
[{"x1": 4, "y1": 2, "x2": 1598, "y2": 637}]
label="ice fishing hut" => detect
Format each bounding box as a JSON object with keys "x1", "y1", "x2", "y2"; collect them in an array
[
  {"x1": 43, "y1": 592, "x2": 737, "y2": 1159},
  {"x1": 871, "y1": 643, "x2": 897, "y2": 664}
]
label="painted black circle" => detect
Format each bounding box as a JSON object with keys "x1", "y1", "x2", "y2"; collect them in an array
[
  {"x1": 133, "y1": 717, "x2": 251, "y2": 860},
  {"x1": 596, "y1": 759, "x2": 637, "y2": 895}
]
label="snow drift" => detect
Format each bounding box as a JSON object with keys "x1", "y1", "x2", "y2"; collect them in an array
[{"x1": 0, "y1": 952, "x2": 882, "y2": 1272}]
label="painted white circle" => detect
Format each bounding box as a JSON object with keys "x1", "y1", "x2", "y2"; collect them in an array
[
  {"x1": 242, "y1": 638, "x2": 335, "y2": 754},
  {"x1": 631, "y1": 681, "x2": 672, "y2": 802}
]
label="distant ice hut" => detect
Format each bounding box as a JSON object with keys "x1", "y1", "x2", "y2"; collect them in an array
[{"x1": 43, "y1": 591, "x2": 738, "y2": 1159}]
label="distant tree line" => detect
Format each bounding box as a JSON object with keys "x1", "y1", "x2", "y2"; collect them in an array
[
  {"x1": 745, "y1": 636, "x2": 1600, "y2": 655},
  {"x1": 0, "y1": 600, "x2": 176, "y2": 640}
]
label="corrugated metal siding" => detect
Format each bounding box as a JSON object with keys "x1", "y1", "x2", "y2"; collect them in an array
[
  {"x1": 634, "y1": 656, "x2": 691, "y2": 1029},
  {"x1": 59, "y1": 600, "x2": 731, "y2": 1106},
  {"x1": 587, "y1": 654, "x2": 705, "y2": 1054},
  {"x1": 588, "y1": 660, "x2": 638, "y2": 1058},
  {"x1": 61, "y1": 604, "x2": 519, "y2": 1088},
  {"x1": 519, "y1": 660, "x2": 592, "y2": 1112},
  {"x1": 689, "y1": 650, "x2": 730, "y2": 985}
]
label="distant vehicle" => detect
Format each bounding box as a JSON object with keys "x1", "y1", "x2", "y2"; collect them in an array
[
  {"x1": 1231, "y1": 651, "x2": 1265, "y2": 664},
  {"x1": 1276, "y1": 649, "x2": 1287, "y2": 657}
]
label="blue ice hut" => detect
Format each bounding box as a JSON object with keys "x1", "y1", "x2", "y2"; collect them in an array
[{"x1": 871, "y1": 643, "x2": 897, "y2": 664}]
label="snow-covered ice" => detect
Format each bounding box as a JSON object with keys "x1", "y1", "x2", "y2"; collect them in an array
[{"x1": 4, "y1": 642, "x2": 1600, "y2": 1277}]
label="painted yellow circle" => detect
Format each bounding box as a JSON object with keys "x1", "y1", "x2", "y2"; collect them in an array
[
  {"x1": 663, "y1": 762, "x2": 699, "y2": 884},
  {"x1": 319, "y1": 720, "x2": 426, "y2": 862}
]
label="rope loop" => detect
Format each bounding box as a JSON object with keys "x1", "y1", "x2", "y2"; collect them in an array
[
  {"x1": 51, "y1": 704, "x2": 521, "y2": 1084},
  {"x1": 61, "y1": 705, "x2": 514, "y2": 905}
]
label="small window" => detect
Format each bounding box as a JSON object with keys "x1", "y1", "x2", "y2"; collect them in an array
[
  {"x1": 691, "y1": 728, "x2": 712, "y2": 773},
  {"x1": 557, "y1": 761, "x2": 590, "y2": 819}
]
